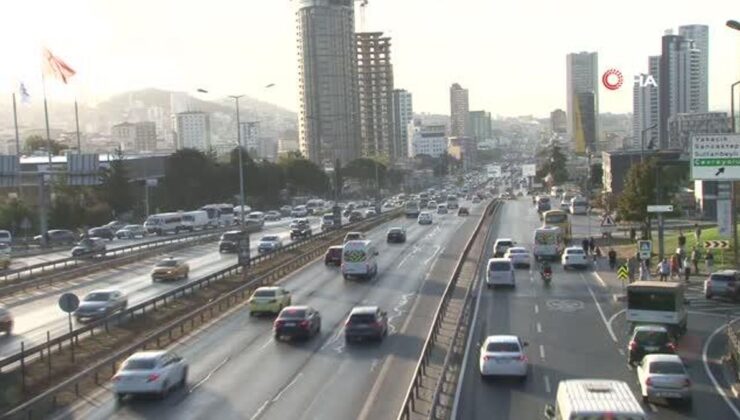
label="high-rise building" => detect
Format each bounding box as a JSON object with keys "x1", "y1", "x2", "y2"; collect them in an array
[
  {"x1": 550, "y1": 109, "x2": 567, "y2": 134},
  {"x1": 174, "y1": 112, "x2": 211, "y2": 151},
  {"x1": 356, "y1": 32, "x2": 396, "y2": 161},
  {"x1": 658, "y1": 32, "x2": 702, "y2": 148},
  {"x1": 679, "y1": 25, "x2": 709, "y2": 113},
  {"x1": 448, "y1": 136, "x2": 476, "y2": 172},
  {"x1": 134, "y1": 121, "x2": 157, "y2": 151},
  {"x1": 392, "y1": 89, "x2": 413, "y2": 159},
  {"x1": 469, "y1": 111, "x2": 492, "y2": 141},
  {"x1": 407, "y1": 123, "x2": 447, "y2": 158},
  {"x1": 668, "y1": 112, "x2": 730, "y2": 151},
  {"x1": 566, "y1": 51, "x2": 599, "y2": 154},
  {"x1": 296, "y1": 0, "x2": 360, "y2": 165},
  {"x1": 111, "y1": 122, "x2": 136, "y2": 151},
  {"x1": 239, "y1": 121, "x2": 260, "y2": 156},
  {"x1": 632, "y1": 57, "x2": 660, "y2": 151},
  {"x1": 450, "y1": 83, "x2": 469, "y2": 137}
]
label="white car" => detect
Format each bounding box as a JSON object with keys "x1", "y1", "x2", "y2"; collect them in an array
[
  {"x1": 503, "y1": 247, "x2": 531, "y2": 268},
  {"x1": 637, "y1": 354, "x2": 692, "y2": 405},
  {"x1": 486, "y1": 258, "x2": 515, "y2": 288},
  {"x1": 561, "y1": 246, "x2": 589, "y2": 269},
  {"x1": 479, "y1": 335, "x2": 528, "y2": 378},
  {"x1": 418, "y1": 211, "x2": 433, "y2": 225},
  {"x1": 112, "y1": 350, "x2": 188, "y2": 402},
  {"x1": 290, "y1": 205, "x2": 309, "y2": 217}
]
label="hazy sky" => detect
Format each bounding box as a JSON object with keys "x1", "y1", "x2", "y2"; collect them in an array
[{"x1": 2, "y1": 0, "x2": 739, "y2": 117}]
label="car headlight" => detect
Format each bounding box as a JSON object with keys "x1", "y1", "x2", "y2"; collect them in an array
[{"x1": 97, "y1": 307, "x2": 107, "y2": 312}]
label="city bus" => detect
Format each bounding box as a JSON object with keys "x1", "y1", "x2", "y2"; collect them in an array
[
  {"x1": 542, "y1": 209, "x2": 571, "y2": 240},
  {"x1": 626, "y1": 281, "x2": 687, "y2": 337}
]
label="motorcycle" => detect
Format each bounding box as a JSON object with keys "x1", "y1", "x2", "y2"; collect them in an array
[{"x1": 540, "y1": 270, "x2": 552, "y2": 285}]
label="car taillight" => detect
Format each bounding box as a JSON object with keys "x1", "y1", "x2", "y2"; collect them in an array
[
  {"x1": 519, "y1": 355, "x2": 528, "y2": 362},
  {"x1": 645, "y1": 377, "x2": 653, "y2": 386},
  {"x1": 299, "y1": 320, "x2": 310, "y2": 329},
  {"x1": 629, "y1": 341, "x2": 637, "y2": 350},
  {"x1": 274, "y1": 320, "x2": 284, "y2": 328},
  {"x1": 483, "y1": 355, "x2": 492, "y2": 361},
  {"x1": 147, "y1": 373, "x2": 160, "y2": 382},
  {"x1": 667, "y1": 342, "x2": 677, "y2": 351}
]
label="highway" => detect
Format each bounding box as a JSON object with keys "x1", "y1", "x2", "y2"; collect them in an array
[
  {"x1": 453, "y1": 196, "x2": 740, "y2": 420},
  {"x1": 63, "y1": 200, "x2": 487, "y2": 420},
  {"x1": 0, "y1": 217, "x2": 323, "y2": 359}
]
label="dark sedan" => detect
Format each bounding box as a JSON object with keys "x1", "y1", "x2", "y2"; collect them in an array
[
  {"x1": 74, "y1": 290, "x2": 128, "y2": 321},
  {"x1": 88, "y1": 227, "x2": 115, "y2": 241},
  {"x1": 386, "y1": 227, "x2": 406, "y2": 243},
  {"x1": 344, "y1": 306, "x2": 388, "y2": 343},
  {"x1": 274, "y1": 306, "x2": 321, "y2": 341},
  {"x1": 324, "y1": 245, "x2": 343, "y2": 266}
]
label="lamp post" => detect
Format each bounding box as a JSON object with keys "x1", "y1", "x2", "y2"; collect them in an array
[
  {"x1": 641, "y1": 123, "x2": 657, "y2": 164},
  {"x1": 726, "y1": 20, "x2": 739, "y2": 266},
  {"x1": 229, "y1": 94, "x2": 246, "y2": 228}
]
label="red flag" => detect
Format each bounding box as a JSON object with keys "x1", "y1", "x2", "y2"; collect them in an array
[{"x1": 42, "y1": 48, "x2": 76, "y2": 84}]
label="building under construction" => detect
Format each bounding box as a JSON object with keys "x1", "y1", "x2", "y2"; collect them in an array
[{"x1": 356, "y1": 32, "x2": 397, "y2": 162}]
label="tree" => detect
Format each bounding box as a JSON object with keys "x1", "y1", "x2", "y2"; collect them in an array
[
  {"x1": 0, "y1": 199, "x2": 35, "y2": 236},
  {"x1": 617, "y1": 159, "x2": 657, "y2": 223},
  {"x1": 342, "y1": 158, "x2": 387, "y2": 195},
  {"x1": 278, "y1": 154, "x2": 328, "y2": 196},
  {"x1": 98, "y1": 148, "x2": 134, "y2": 216},
  {"x1": 162, "y1": 148, "x2": 224, "y2": 210},
  {"x1": 24, "y1": 135, "x2": 68, "y2": 155},
  {"x1": 535, "y1": 142, "x2": 568, "y2": 184}
]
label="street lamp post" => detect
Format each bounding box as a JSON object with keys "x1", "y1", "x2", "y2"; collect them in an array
[
  {"x1": 726, "y1": 19, "x2": 740, "y2": 266},
  {"x1": 229, "y1": 94, "x2": 246, "y2": 228},
  {"x1": 641, "y1": 124, "x2": 657, "y2": 164}
]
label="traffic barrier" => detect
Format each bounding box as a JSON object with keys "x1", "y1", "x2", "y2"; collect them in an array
[
  {"x1": 0, "y1": 209, "x2": 402, "y2": 419},
  {"x1": 396, "y1": 200, "x2": 500, "y2": 420}
]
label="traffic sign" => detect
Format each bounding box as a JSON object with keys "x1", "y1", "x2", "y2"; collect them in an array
[
  {"x1": 691, "y1": 134, "x2": 740, "y2": 180},
  {"x1": 617, "y1": 265, "x2": 629, "y2": 280},
  {"x1": 704, "y1": 240, "x2": 730, "y2": 249},
  {"x1": 647, "y1": 205, "x2": 673, "y2": 213},
  {"x1": 638, "y1": 240, "x2": 652, "y2": 260},
  {"x1": 600, "y1": 215, "x2": 617, "y2": 233},
  {"x1": 58, "y1": 293, "x2": 79, "y2": 313}
]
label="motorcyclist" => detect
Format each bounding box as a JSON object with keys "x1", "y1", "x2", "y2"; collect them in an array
[{"x1": 540, "y1": 260, "x2": 552, "y2": 280}]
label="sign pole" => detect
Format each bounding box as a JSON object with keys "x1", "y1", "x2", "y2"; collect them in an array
[
  {"x1": 733, "y1": 182, "x2": 738, "y2": 267},
  {"x1": 68, "y1": 312, "x2": 74, "y2": 363},
  {"x1": 658, "y1": 213, "x2": 665, "y2": 262}
]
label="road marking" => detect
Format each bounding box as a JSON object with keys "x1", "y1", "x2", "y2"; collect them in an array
[
  {"x1": 539, "y1": 345, "x2": 546, "y2": 360},
  {"x1": 582, "y1": 274, "x2": 618, "y2": 343},
  {"x1": 258, "y1": 338, "x2": 273, "y2": 351},
  {"x1": 190, "y1": 356, "x2": 230, "y2": 393},
  {"x1": 534, "y1": 304, "x2": 539, "y2": 314},
  {"x1": 544, "y1": 375, "x2": 551, "y2": 393},
  {"x1": 536, "y1": 322, "x2": 542, "y2": 333},
  {"x1": 592, "y1": 271, "x2": 606, "y2": 288},
  {"x1": 703, "y1": 319, "x2": 740, "y2": 419},
  {"x1": 607, "y1": 309, "x2": 626, "y2": 337},
  {"x1": 649, "y1": 403, "x2": 658, "y2": 412},
  {"x1": 250, "y1": 400, "x2": 270, "y2": 420},
  {"x1": 618, "y1": 349, "x2": 625, "y2": 356},
  {"x1": 689, "y1": 310, "x2": 736, "y2": 318},
  {"x1": 272, "y1": 373, "x2": 302, "y2": 402},
  {"x1": 424, "y1": 245, "x2": 443, "y2": 265}
]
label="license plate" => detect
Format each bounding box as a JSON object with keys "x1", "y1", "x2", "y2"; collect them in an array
[
  {"x1": 645, "y1": 346, "x2": 659, "y2": 351},
  {"x1": 284, "y1": 322, "x2": 296, "y2": 327}
]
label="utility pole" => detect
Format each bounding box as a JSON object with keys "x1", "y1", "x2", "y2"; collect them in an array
[{"x1": 229, "y1": 95, "x2": 246, "y2": 229}]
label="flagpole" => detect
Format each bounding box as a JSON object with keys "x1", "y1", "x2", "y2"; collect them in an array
[
  {"x1": 74, "y1": 98, "x2": 81, "y2": 153},
  {"x1": 41, "y1": 74, "x2": 52, "y2": 165},
  {"x1": 40, "y1": 73, "x2": 51, "y2": 247},
  {"x1": 12, "y1": 93, "x2": 22, "y2": 197}
]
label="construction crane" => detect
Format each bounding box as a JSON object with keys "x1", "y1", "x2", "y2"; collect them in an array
[{"x1": 357, "y1": 0, "x2": 368, "y2": 32}]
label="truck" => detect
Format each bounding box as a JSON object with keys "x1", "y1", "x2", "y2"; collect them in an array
[{"x1": 626, "y1": 281, "x2": 687, "y2": 337}]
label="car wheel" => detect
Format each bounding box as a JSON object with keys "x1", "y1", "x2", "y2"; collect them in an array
[
  {"x1": 160, "y1": 381, "x2": 170, "y2": 399},
  {"x1": 180, "y1": 367, "x2": 188, "y2": 387},
  {"x1": 115, "y1": 393, "x2": 126, "y2": 403}
]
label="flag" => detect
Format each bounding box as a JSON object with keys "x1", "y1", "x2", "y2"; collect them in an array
[
  {"x1": 42, "y1": 48, "x2": 76, "y2": 84},
  {"x1": 19, "y1": 82, "x2": 31, "y2": 104}
]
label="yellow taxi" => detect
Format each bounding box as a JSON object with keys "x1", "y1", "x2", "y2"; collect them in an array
[
  {"x1": 151, "y1": 257, "x2": 190, "y2": 282},
  {"x1": 249, "y1": 286, "x2": 292, "y2": 316}
]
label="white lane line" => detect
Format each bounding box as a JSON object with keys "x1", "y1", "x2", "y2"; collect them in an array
[
  {"x1": 649, "y1": 403, "x2": 659, "y2": 412},
  {"x1": 703, "y1": 320, "x2": 740, "y2": 419},
  {"x1": 272, "y1": 373, "x2": 302, "y2": 402},
  {"x1": 534, "y1": 304, "x2": 539, "y2": 314},
  {"x1": 190, "y1": 356, "x2": 230, "y2": 393},
  {"x1": 544, "y1": 375, "x2": 551, "y2": 393},
  {"x1": 592, "y1": 271, "x2": 607, "y2": 288},
  {"x1": 423, "y1": 245, "x2": 443, "y2": 265},
  {"x1": 607, "y1": 309, "x2": 626, "y2": 336},
  {"x1": 536, "y1": 322, "x2": 542, "y2": 333},
  {"x1": 690, "y1": 310, "x2": 735, "y2": 318},
  {"x1": 539, "y1": 345, "x2": 546, "y2": 360},
  {"x1": 618, "y1": 349, "x2": 625, "y2": 356},
  {"x1": 258, "y1": 338, "x2": 273, "y2": 351},
  {"x1": 250, "y1": 400, "x2": 270, "y2": 420},
  {"x1": 583, "y1": 274, "x2": 618, "y2": 343}
]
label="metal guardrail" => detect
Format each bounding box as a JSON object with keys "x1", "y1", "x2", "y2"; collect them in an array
[
  {"x1": 396, "y1": 200, "x2": 500, "y2": 420},
  {"x1": 1, "y1": 209, "x2": 401, "y2": 419},
  {"x1": 0, "y1": 228, "x2": 237, "y2": 286}
]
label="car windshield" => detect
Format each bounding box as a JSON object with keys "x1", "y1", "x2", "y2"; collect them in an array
[
  {"x1": 710, "y1": 274, "x2": 735, "y2": 283},
  {"x1": 156, "y1": 260, "x2": 179, "y2": 267},
  {"x1": 349, "y1": 314, "x2": 376, "y2": 324},
  {"x1": 486, "y1": 342, "x2": 520, "y2": 352},
  {"x1": 635, "y1": 330, "x2": 669, "y2": 345},
  {"x1": 489, "y1": 262, "x2": 511, "y2": 271},
  {"x1": 84, "y1": 293, "x2": 111, "y2": 302},
  {"x1": 261, "y1": 236, "x2": 279, "y2": 242},
  {"x1": 568, "y1": 249, "x2": 585, "y2": 255},
  {"x1": 279, "y1": 309, "x2": 307, "y2": 320},
  {"x1": 497, "y1": 241, "x2": 512, "y2": 248},
  {"x1": 389, "y1": 228, "x2": 403, "y2": 234},
  {"x1": 122, "y1": 358, "x2": 156, "y2": 370},
  {"x1": 649, "y1": 361, "x2": 685, "y2": 374},
  {"x1": 254, "y1": 290, "x2": 276, "y2": 298}
]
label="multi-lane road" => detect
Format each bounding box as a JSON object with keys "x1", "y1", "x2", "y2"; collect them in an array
[
  {"x1": 0, "y1": 218, "x2": 322, "y2": 358},
  {"x1": 60, "y1": 199, "x2": 487, "y2": 420},
  {"x1": 454, "y1": 197, "x2": 740, "y2": 420}
]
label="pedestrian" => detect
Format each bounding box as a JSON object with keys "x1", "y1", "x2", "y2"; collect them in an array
[
  {"x1": 639, "y1": 260, "x2": 650, "y2": 281},
  {"x1": 705, "y1": 249, "x2": 714, "y2": 273},
  {"x1": 694, "y1": 223, "x2": 702, "y2": 244},
  {"x1": 595, "y1": 246, "x2": 602, "y2": 258},
  {"x1": 691, "y1": 247, "x2": 701, "y2": 275},
  {"x1": 657, "y1": 258, "x2": 670, "y2": 282},
  {"x1": 628, "y1": 256, "x2": 637, "y2": 283},
  {"x1": 582, "y1": 238, "x2": 590, "y2": 255},
  {"x1": 670, "y1": 254, "x2": 680, "y2": 280},
  {"x1": 589, "y1": 237, "x2": 596, "y2": 255},
  {"x1": 678, "y1": 229, "x2": 686, "y2": 248},
  {"x1": 677, "y1": 247, "x2": 686, "y2": 269},
  {"x1": 683, "y1": 256, "x2": 691, "y2": 283},
  {"x1": 629, "y1": 227, "x2": 636, "y2": 243},
  {"x1": 608, "y1": 248, "x2": 617, "y2": 270}
]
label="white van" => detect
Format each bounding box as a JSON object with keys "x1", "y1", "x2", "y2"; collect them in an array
[
  {"x1": 144, "y1": 213, "x2": 183, "y2": 235},
  {"x1": 180, "y1": 210, "x2": 211, "y2": 231},
  {"x1": 341, "y1": 240, "x2": 378, "y2": 280},
  {"x1": 202, "y1": 204, "x2": 237, "y2": 226},
  {"x1": 0, "y1": 230, "x2": 11, "y2": 246},
  {"x1": 545, "y1": 379, "x2": 646, "y2": 420},
  {"x1": 533, "y1": 227, "x2": 564, "y2": 260},
  {"x1": 486, "y1": 258, "x2": 515, "y2": 288},
  {"x1": 569, "y1": 196, "x2": 589, "y2": 215},
  {"x1": 246, "y1": 211, "x2": 265, "y2": 229}
]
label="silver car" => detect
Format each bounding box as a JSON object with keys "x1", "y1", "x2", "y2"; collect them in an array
[
  {"x1": 74, "y1": 290, "x2": 128, "y2": 321},
  {"x1": 704, "y1": 270, "x2": 740, "y2": 300},
  {"x1": 113, "y1": 350, "x2": 188, "y2": 401},
  {"x1": 637, "y1": 354, "x2": 692, "y2": 405},
  {"x1": 116, "y1": 224, "x2": 147, "y2": 239}
]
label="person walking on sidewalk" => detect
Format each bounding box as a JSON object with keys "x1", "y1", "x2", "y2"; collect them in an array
[
  {"x1": 694, "y1": 223, "x2": 702, "y2": 244},
  {"x1": 670, "y1": 254, "x2": 680, "y2": 280},
  {"x1": 678, "y1": 229, "x2": 686, "y2": 248},
  {"x1": 683, "y1": 256, "x2": 691, "y2": 283},
  {"x1": 691, "y1": 247, "x2": 701, "y2": 275},
  {"x1": 588, "y1": 237, "x2": 596, "y2": 255},
  {"x1": 705, "y1": 249, "x2": 714, "y2": 273},
  {"x1": 608, "y1": 248, "x2": 617, "y2": 270},
  {"x1": 639, "y1": 259, "x2": 650, "y2": 281},
  {"x1": 582, "y1": 238, "x2": 590, "y2": 256},
  {"x1": 657, "y1": 258, "x2": 670, "y2": 282}
]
